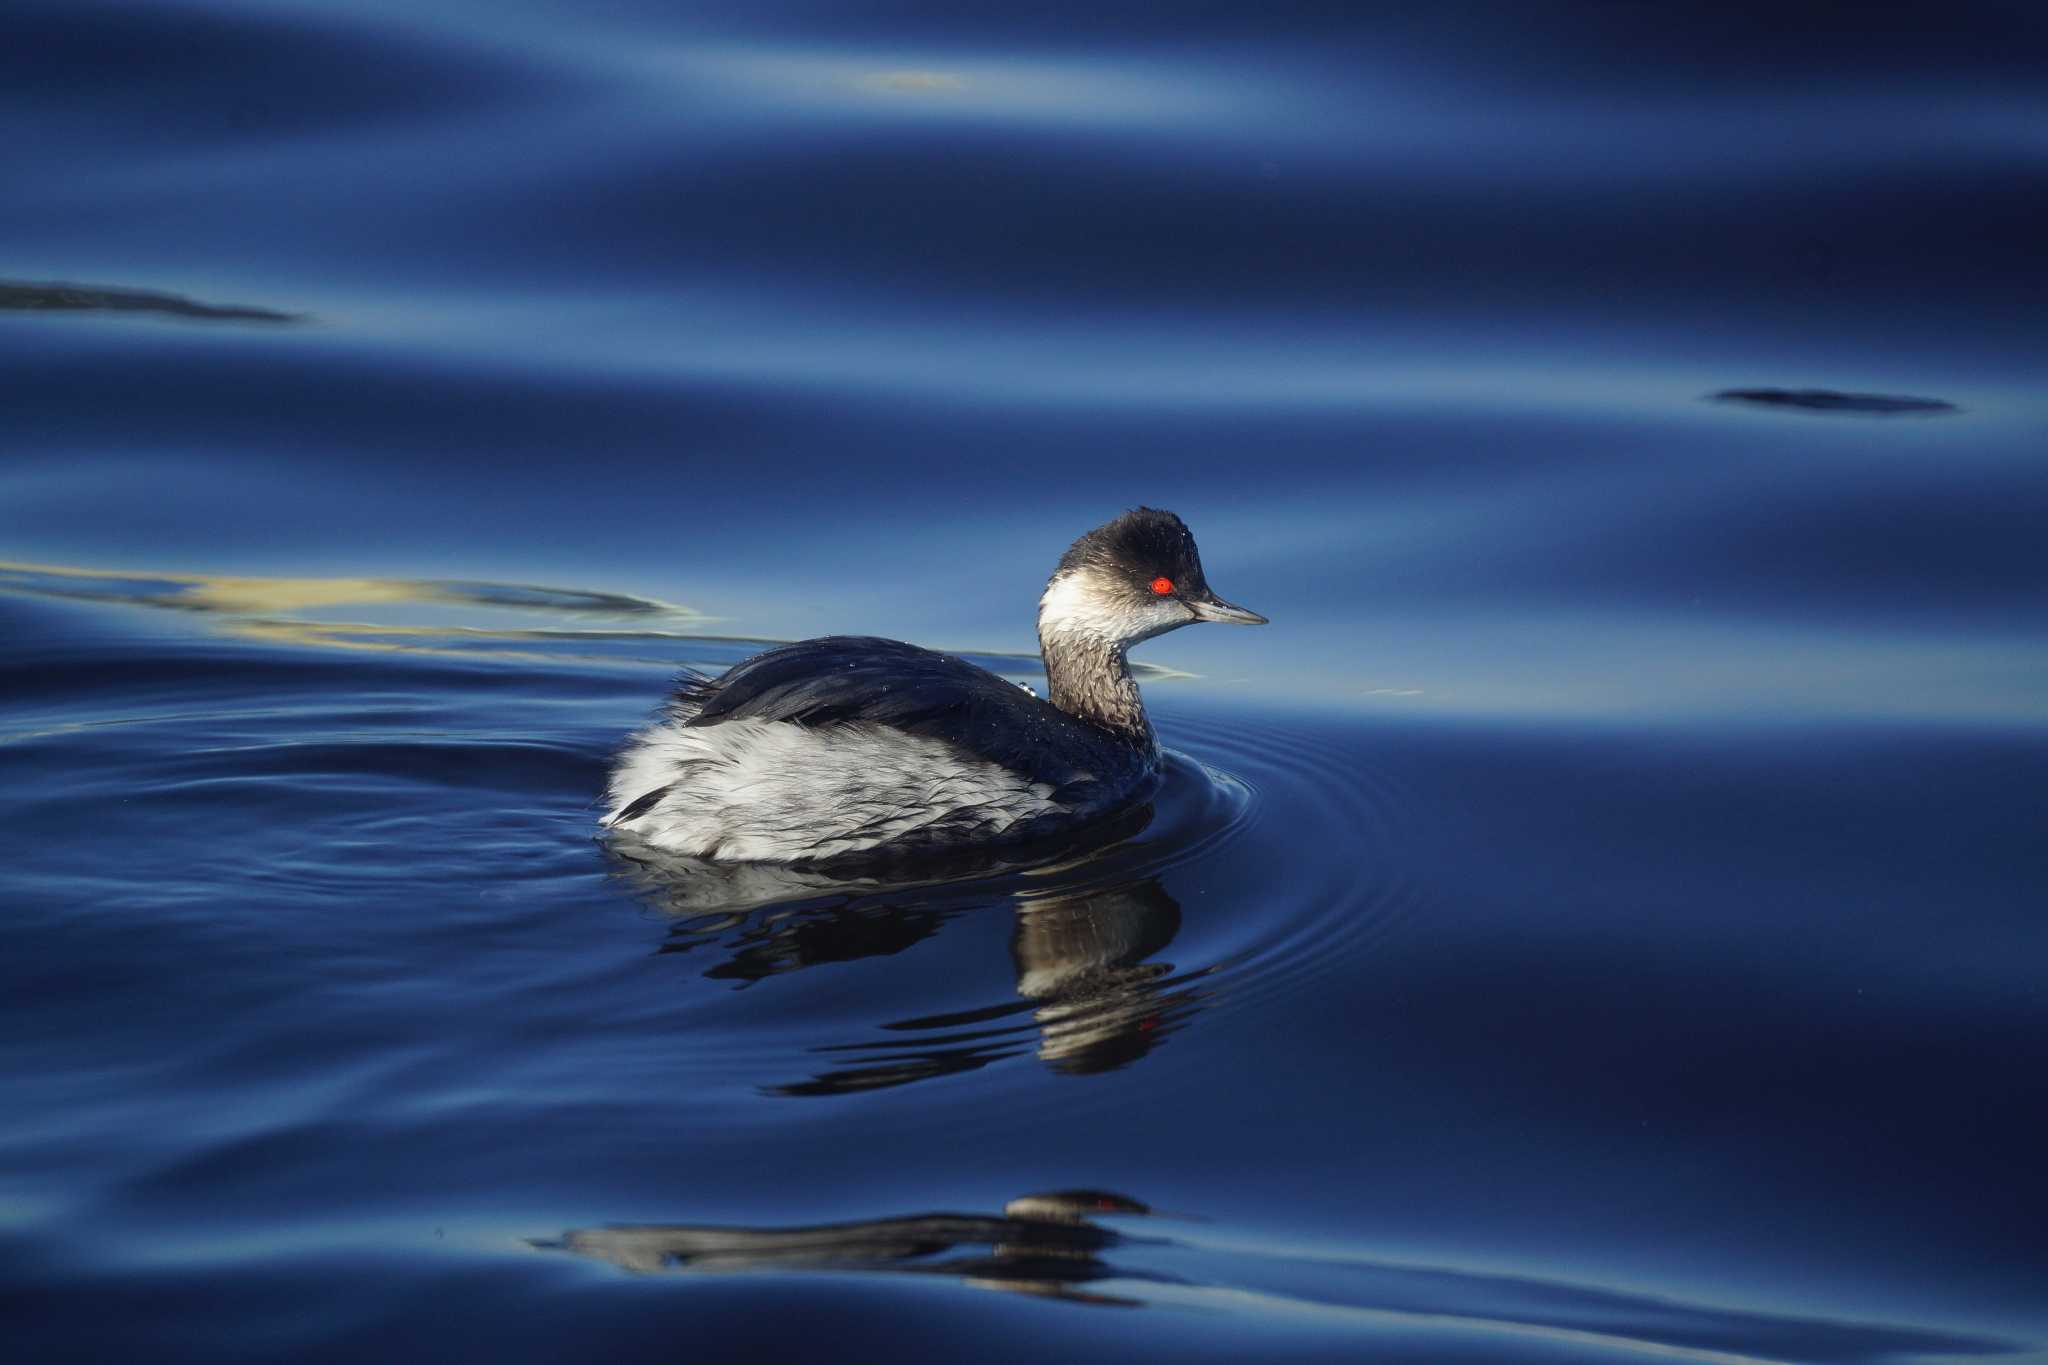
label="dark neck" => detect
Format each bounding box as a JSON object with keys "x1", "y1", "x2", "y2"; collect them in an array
[{"x1": 1039, "y1": 630, "x2": 1154, "y2": 745}]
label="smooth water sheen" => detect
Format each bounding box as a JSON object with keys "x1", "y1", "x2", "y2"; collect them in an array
[{"x1": 3, "y1": 1, "x2": 2045, "y2": 1361}]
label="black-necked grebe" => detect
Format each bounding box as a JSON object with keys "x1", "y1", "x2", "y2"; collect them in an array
[{"x1": 601, "y1": 508, "x2": 1265, "y2": 862}]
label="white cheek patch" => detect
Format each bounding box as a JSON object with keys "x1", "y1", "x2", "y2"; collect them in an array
[
  {"x1": 1039, "y1": 569, "x2": 1191, "y2": 645},
  {"x1": 1130, "y1": 595, "x2": 1194, "y2": 643},
  {"x1": 1039, "y1": 569, "x2": 1190, "y2": 643},
  {"x1": 1038, "y1": 570, "x2": 1132, "y2": 641}
]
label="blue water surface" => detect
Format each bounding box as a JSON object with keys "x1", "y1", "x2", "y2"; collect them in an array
[{"x1": 3, "y1": 1, "x2": 2045, "y2": 1360}]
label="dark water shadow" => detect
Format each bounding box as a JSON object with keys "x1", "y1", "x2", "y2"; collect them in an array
[
  {"x1": 1709, "y1": 387, "x2": 1958, "y2": 416},
  {"x1": 0, "y1": 278, "x2": 302, "y2": 324}
]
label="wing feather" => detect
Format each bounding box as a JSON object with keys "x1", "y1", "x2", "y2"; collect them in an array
[{"x1": 674, "y1": 636, "x2": 1135, "y2": 794}]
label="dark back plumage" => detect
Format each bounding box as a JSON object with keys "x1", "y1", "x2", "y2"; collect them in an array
[{"x1": 675, "y1": 636, "x2": 1149, "y2": 799}]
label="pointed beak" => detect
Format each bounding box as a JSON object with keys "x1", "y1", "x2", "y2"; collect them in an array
[{"x1": 1187, "y1": 592, "x2": 1268, "y2": 626}]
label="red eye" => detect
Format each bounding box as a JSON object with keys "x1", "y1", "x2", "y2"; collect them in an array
[{"x1": 1150, "y1": 576, "x2": 1174, "y2": 595}]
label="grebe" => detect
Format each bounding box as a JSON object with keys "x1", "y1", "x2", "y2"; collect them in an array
[{"x1": 602, "y1": 508, "x2": 1264, "y2": 862}]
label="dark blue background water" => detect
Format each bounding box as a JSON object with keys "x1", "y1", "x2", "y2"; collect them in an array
[{"x1": 4, "y1": 2, "x2": 2045, "y2": 1360}]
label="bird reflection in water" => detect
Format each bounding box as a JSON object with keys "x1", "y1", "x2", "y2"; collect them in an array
[
  {"x1": 543, "y1": 1190, "x2": 1166, "y2": 1307},
  {"x1": 606, "y1": 804, "x2": 1209, "y2": 1094},
  {"x1": 545, "y1": 1191, "x2": 2027, "y2": 1357}
]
